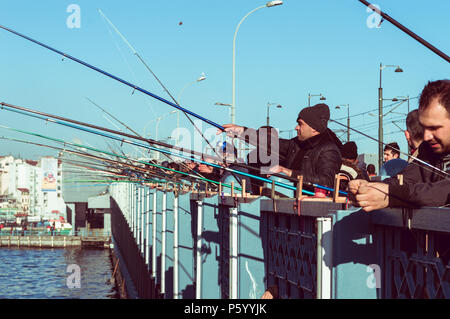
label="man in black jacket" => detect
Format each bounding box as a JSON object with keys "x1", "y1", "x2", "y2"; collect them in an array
[
  {"x1": 349, "y1": 79, "x2": 450, "y2": 211},
  {"x1": 221, "y1": 103, "x2": 342, "y2": 194}
]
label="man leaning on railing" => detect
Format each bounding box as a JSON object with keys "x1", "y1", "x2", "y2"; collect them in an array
[{"x1": 349, "y1": 79, "x2": 450, "y2": 211}]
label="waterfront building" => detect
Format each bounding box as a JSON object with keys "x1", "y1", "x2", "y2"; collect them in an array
[{"x1": 0, "y1": 155, "x2": 66, "y2": 222}]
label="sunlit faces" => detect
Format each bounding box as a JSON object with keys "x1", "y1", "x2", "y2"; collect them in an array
[
  {"x1": 419, "y1": 98, "x2": 450, "y2": 154},
  {"x1": 383, "y1": 149, "x2": 399, "y2": 162},
  {"x1": 295, "y1": 119, "x2": 320, "y2": 142}
]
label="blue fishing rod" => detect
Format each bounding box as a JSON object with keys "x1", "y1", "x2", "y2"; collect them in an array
[
  {"x1": 0, "y1": 104, "x2": 319, "y2": 195},
  {"x1": 0, "y1": 24, "x2": 225, "y2": 131}
]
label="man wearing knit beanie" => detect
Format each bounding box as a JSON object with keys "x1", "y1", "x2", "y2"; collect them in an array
[
  {"x1": 339, "y1": 141, "x2": 369, "y2": 191},
  {"x1": 220, "y1": 103, "x2": 343, "y2": 193},
  {"x1": 296, "y1": 103, "x2": 330, "y2": 139}
]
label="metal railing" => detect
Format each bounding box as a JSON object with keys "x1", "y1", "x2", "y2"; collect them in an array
[{"x1": 109, "y1": 182, "x2": 450, "y2": 299}]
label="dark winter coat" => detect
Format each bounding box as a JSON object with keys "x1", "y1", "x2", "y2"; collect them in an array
[
  {"x1": 383, "y1": 142, "x2": 450, "y2": 208},
  {"x1": 278, "y1": 129, "x2": 343, "y2": 189}
]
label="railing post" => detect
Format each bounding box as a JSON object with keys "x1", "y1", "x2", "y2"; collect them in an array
[
  {"x1": 140, "y1": 186, "x2": 145, "y2": 255},
  {"x1": 152, "y1": 191, "x2": 157, "y2": 279},
  {"x1": 131, "y1": 183, "x2": 135, "y2": 233},
  {"x1": 229, "y1": 206, "x2": 239, "y2": 299},
  {"x1": 316, "y1": 217, "x2": 333, "y2": 299},
  {"x1": 173, "y1": 193, "x2": 179, "y2": 299},
  {"x1": 161, "y1": 190, "x2": 167, "y2": 297},
  {"x1": 146, "y1": 188, "x2": 151, "y2": 267},
  {"x1": 195, "y1": 200, "x2": 203, "y2": 299},
  {"x1": 138, "y1": 186, "x2": 142, "y2": 249},
  {"x1": 135, "y1": 185, "x2": 139, "y2": 240}
]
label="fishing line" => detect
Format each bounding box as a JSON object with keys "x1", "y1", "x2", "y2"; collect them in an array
[
  {"x1": 97, "y1": 11, "x2": 243, "y2": 187},
  {"x1": 0, "y1": 133, "x2": 245, "y2": 192},
  {"x1": 330, "y1": 119, "x2": 450, "y2": 179},
  {"x1": 0, "y1": 120, "x2": 315, "y2": 194}
]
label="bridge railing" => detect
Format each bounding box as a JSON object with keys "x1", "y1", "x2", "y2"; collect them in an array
[{"x1": 108, "y1": 182, "x2": 450, "y2": 299}]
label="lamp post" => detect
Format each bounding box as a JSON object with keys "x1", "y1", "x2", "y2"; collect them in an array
[
  {"x1": 391, "y1": 95, "x2": 411, "y2": 113},
  {"x1": 214, "y1": 102, "x2": 232, "y2": 122},
  {"x1": 335, "y1": 104, "x2": 350, "y2": 142},
  {"x1": 232, "y1": 1, "x2": 283, "y2": 124},
  {"x1": 176, "y1": 74, "x2": 207, "y2": 143},
  {"x1": 308, "y1": 93, "x2": 326, "y2": 107},
  {"x1": 266, "y1": 102, "x2": 282, "y2": 126},
  {"x1": 378, "y1": 63, "x2": 403, "y2": 170},
  {"x1": 143, "y1": 110, "x2": 176, "y2": 160}
]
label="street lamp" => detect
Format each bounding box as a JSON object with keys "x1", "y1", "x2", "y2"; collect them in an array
[
  {"x1": 308, "y1": 93, "x2": 326, "y2": 107},
  {"x1": 378, "y1": 63, "x2": 403, "y2": 170},
  {"x1": 215, "y1": 102, "x2": 232, "y2": 122},
  {"x1": 232, "y1": 1, "x2": 283, "y2": 124},
  {"x1": 267, "y1": 102, "x2": 282, "y2": 126},
  {"x1": 155, "y1": 111, "x2": 177, "y2": 160},
  {"x1": 143, "y1": 110, "x2": 176, "y2": 160},
  {"x1": 335, "y1": 104, "x2": 350, "y2": 142},
  {"x1": 176, "y1": 73, "x2": 207, "y2": 142},
  {"x1": 390, "y1": 95, "x2": 412, "y2": 113}
]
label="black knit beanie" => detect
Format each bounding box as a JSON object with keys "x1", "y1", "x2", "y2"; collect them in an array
[
  {"x1": 341, "y1": 141, "x2": 358, "y2": 160},
  {"x1": 297, "y1": 103, "x2": 330, "y2": 133}
]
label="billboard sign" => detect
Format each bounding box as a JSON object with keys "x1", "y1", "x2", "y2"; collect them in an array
[{"x1": 42, "y1": 158, "x2": 57, "y2": 192}]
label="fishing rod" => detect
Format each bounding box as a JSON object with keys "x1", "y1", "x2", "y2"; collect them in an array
[
  {"x1": 0, "y1": 132, "x2": 178, "y2": 185},
  {"x1": 359, "y1": 0, "x2": 450, "y2": 63},
  {"x1": 59, "y1": 144, "x2": 206, "y2": 186},
  {"x1": 0, "y1": 132, "x2": 244, "y2": 191},
  {"x1": 329, "y1": 119, "x2": 450, "y2": 179},
  {"x1": 59, "y1": 159, "x2": 126, "y2": 177},
  {"x1": 0, "y1": 101, "x2": 227, "y2": 172},
  {"x1": 0, "y1": 117, "x2": 317, "y2": 195},
  {"x1": 0, "y1": 24, "x2": 225, "y2": 131},
  {"x1": 86, "y1": 97, "x2": 211, "y2": 185},
  {"x1": 0, "y1": 102, "x2": 347, "y2": 195},
  {"x1": 96, "y1": 10, "x2": 247, "y2": 187},
  {"x1": 0, "y1": 102, "x2": 320, "y2": 188},
  {"x1": 2, "y1": 137, "x2": 196, "y2": 189},
  {"x1": 0, "y1": 135, "x2": 163, "y2": 183}
]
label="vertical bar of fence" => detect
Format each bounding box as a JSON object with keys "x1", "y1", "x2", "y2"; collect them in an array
[
  {"x1": 138, "y1": 186, "x2": 142, "y2": 249},
  {"x1": 146, "y1": 188, "x2": 151, "y2": 267},
  {"x1": 229, "y1": 207, "x2": 238, "y2": 299},
  {"x1": 131, "y1": 183, "x2": 135, "y2": 234},
  {"x1": 128, "y1": 183, "x2": 132, "y2": 227},
  {"x1": 316, "y1": 217, "x2": 333, "y2": 299},
  {"x1": 173, "y1": 194, "x2": 179, "y2": 299},
  {"x1": 141, "y1": 187, "x2": 147, "y2": 256},
  {"x1": 152, "y1": 190, "x2": 157, "y2": 279},
  {"x1": 130, "y1": 183, "x2": 133, "y2": 233},
  {"x1": 161, "y1": 190, "x2": 167, "y2": 297},
  {"x1": 141, "y1": 187, "x2": 145, "y2": 255},
  {"x1": 195, "y1": 200, "x2": 203, "y2": 299},
  {"x1": 135, "y1": 185, "x2": 139, "y2": 240}
]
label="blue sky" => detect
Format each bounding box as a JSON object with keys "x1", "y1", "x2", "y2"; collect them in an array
[{"x1": 0, "y1": 0, "x2": 449, "y2": 162}]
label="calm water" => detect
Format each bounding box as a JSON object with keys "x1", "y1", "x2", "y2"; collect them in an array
[{"x1": 0, "y1": 247, "x2": 119, "y2": 299}]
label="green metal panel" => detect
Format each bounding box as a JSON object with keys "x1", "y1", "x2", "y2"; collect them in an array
[
  {"x1": 332, "y1": 208, "x2": 378, "y2": 299},
  {"x1": 164, "y1": 191, "x2": 174, "y2": 298},
  {"x1": 237, "y1": 198, "x2": 266, "y2": 299},
  {"x1": 199, "y1": 195, "x2": 222, "y2": 299},
  {"x1": 177, "y1": 193, "x2": 195, "y2": 298}
]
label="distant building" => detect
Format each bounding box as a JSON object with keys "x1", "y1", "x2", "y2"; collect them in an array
[{"x1": 0, "y1": 155, "x2": 66, "y2": 221}]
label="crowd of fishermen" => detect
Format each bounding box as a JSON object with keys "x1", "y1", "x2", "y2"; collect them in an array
[{"x1": 147, "y1": 79, "x2": 449, "y2": 212}]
